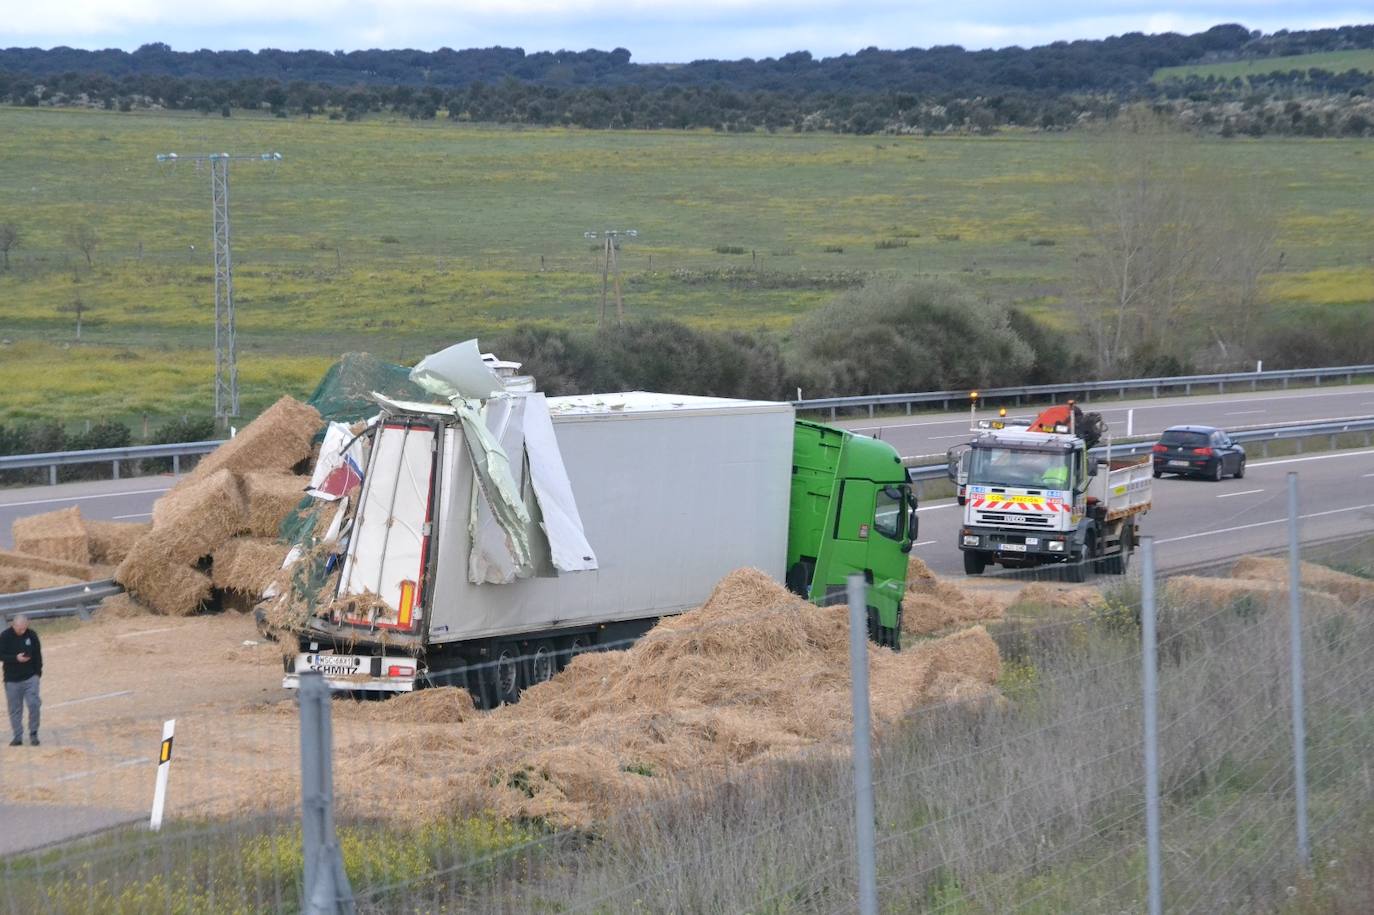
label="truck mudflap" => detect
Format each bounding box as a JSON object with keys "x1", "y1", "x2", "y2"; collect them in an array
[{"x1": 283, "y1": 651, "x2": 419, "y2": 693}]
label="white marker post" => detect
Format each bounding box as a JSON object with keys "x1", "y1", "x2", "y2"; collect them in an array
[
  {"x1": 149, "y1": 719, "x2": 176, "y2": 831},
  {"x1": 1127, "y1": 408, "x2": 1135, "y2": 438}
]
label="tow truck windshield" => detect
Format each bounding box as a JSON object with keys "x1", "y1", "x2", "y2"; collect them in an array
[{"x1": 969, "y1": 447, "x2": 1073, "y2": 490}]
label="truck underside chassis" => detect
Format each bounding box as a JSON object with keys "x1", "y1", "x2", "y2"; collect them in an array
[
  {"x1": 285, "y1": 618, "x2": 659, "y2": 708},
  {"x1": 960, "y1": 517, "x2": 1137, "y2": 580}
]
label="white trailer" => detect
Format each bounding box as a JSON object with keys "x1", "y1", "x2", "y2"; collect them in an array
[{"x1": 285, "y1": 391, "x2": 797, "y2": 701}]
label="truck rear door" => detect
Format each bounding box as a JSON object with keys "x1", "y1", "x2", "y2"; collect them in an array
[{"x1": 336, "y1": 419, "x2": 438, "y2": 632}]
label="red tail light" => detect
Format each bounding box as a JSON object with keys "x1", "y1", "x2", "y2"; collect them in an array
[
  {"x1": 387, "y1": 664, "x2": 415, "y2": 678},
  {"x1": 1151, "y1": 444, "x2": 1166, "y2": 453},
  {"x1": 1192, "y1": 447, "x2": 1213, "y2": 456}
]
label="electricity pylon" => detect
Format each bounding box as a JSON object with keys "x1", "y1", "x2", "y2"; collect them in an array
[
  {"x1": 583, "y1": 229, "x2": 638, "y2": 327},
  {"x1": 156, "y1": 151, "x2": 282, "y2": 422}
]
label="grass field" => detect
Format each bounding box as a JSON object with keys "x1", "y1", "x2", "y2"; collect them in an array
[
  {"x1": 1154, "y1": 49, "x2": 1374, "y2": 82},
  {"x1": 0, "y1": 106, "x2": 1372, "y2": 424}
]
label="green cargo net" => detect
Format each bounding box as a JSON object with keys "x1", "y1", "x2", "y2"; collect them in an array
[{"x1": 306, "y1": 352, "x2": 433, "y2": 426}]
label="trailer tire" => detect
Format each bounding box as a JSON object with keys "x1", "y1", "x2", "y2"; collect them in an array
[
  {"x1": 526, "y1": 640, "x2": 557, "y2": 686},
  {"x1": 963, "y1": 551, "x2": 988, "y2": 576},
  {"x1": 489, "y1": 644, "x2": 522, "y2": 706}
]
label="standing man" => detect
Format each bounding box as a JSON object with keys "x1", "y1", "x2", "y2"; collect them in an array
[{"x1": 1, "y1": 614, "x2": 42, "y2": 746}]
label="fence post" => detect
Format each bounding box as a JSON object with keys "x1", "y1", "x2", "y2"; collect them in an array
[
  {"x1": 299, "y1": 673, "x2": 355, "y2": 914},
  {"x1": 1287, "y1": 473, "x2": 1311, "y2": 867},
  {"x1": 847, "y1": 573, "x2": 879, "y2": 915},
  {"x1": 1141, "y1": 536, "x2": 1163, "y2": 915}
]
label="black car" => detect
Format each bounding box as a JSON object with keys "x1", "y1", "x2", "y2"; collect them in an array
[{"x1": 1152, "y1": 425, "x2": 1246, "y2": 481}]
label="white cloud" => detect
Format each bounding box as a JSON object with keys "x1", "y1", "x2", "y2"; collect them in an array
[{"x1": 4, "y1": 0, "x2": 1369, "y2": 60}]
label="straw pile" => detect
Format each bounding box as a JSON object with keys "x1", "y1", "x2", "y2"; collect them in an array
[
  {"x1": 24, "y1": 571, "x2": 85, "y2": 590},
  {"x1": 183, "y1": 396, "x2": 322, "y2": 485},
  {"x1": 1165, "y1": 574, "x2": 1347, "y2": 615},
  {"x1": 0, "y1": 569, "x2": 29, "y2": 595},
  {"x1": 338, "y1": 568, "x2": 1002, "y2": 829},
  {"x1": 1011, "y1": 582, "x2": 1106, "y2": 613},
  {"x1": 211, "y1": 538, "x2": 291, "y2": 595},
  {"x1": 242, "y1": 473, "x2": 309, "y2": 539},
  {"x1": 85, "y1": 520, "x2": 151, "y2": 565},
  {"x1": 1232, "y1": 556, "x2": 1374, "y2": 606},
  {"x1": 11, "y1": 507, "x2": 90, "y2": 565},
  {"x1": 903, "y1": 557, "x2": 1004, "y2": 636}
]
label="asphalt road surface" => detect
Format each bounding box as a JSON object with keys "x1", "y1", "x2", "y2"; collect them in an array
[
  {"x1": 836, "y1": 385, "x2": 1374, "y2": 460},
  {"x1": 0, "y1": 476, "x2": 173, "y2": 551},
  {"x1": 911, "y1": 447, "x2": 1374, "y2": 576}
]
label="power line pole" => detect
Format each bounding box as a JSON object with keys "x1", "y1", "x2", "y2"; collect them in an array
[
  {"x1": 583, "y1": 229, "x2": 638, "y2": 328},
  {"x1": 156, "y1": 151, "x2": 282, "y2": 424}
]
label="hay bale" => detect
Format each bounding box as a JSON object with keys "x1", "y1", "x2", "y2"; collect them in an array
[
  {"x1": 902, "y1": 580, "x2": 1004, "y2": 636},
  {"x1": 382, "y1": 687, "x2": 477, "y2": 724},
  {"x1": 11, "y1": 507, "x2": 90, "y2": 565},
  {"x1": 1012, "y1": 582, "x2": 1106, "y2": 613},
  {"x1": 1232, "y1": 556, "x2": 1374, "y2": 606},
  {"x1": 185, "y1": 396, "x2": 323, "y2": 485},
  {"x1": 143, "y1": 469, "x2": 248, "y2": 564},
  {"x1": 114, "y1": 559, "x2": 212, "y2": 617},
  {"x1": 905, "y1": 555, "x2": 938, "y2": 592},
  {"x1": 0, "y1": 569, "x2": 30, "y2": 594},
  {"x1": 85, "y1": 520, "x2": 152, "y2": 565},
  {"x1": 211, "y1": 537, "x2": 291, "y2": 596},
  {"x1": 0, "y1": 550, "x2": 95, "y2": 581},
  {"x1": 242, "y1": 473, "x2": 309, "y2": 539}
]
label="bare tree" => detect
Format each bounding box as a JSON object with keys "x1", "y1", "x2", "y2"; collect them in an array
[
  {"x1": 1067, "y1": 111, "x2": 1275, "y2": 375},
  {"x1": 0, "y1": 222, "x2": 19, "y2": 270},
  {"x1": 57, "y1": 295, "x2": 93, "y2": 341},
  {"x1": 64, "y1": 223, "x2": 99, "y2": 268}
]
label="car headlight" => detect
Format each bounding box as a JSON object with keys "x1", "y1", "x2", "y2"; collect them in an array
[
  {"x1": 1048, "y1": 540, "x2": 1065, "y2": 552},
  {"x1": 962, "y1": 534, "x2": 980, "y2": 546}
]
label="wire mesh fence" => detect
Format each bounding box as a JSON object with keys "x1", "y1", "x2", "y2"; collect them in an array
[{"x1": 2, "y1": 476, "x2": 1373, "y2": 913}]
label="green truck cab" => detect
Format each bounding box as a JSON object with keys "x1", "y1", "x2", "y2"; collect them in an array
[{"x1": 786, "y1": 420, "x2": 917, "y2": 648}]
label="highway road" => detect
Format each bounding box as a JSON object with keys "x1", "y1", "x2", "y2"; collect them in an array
[
  {"x1": 911, "y1": 446, "x2": 1374, "y2": 576},
  {"x1": 835, "y1": 385, "x2": 1374, "y2": 459},
  {"x1": 0, "y1": 477, "x2": 173, "y2": 551}
]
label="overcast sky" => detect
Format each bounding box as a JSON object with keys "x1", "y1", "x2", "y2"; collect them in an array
[{"x1": 7, "y1": 2, "x2": 1372, "y2": 61}]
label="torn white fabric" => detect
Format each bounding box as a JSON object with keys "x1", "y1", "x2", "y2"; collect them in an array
[
  {"x1": 409, "y1": 339, "x2": 505, "y2": 401},
  {"x1": 454, "y1": 397, "x2": 533, "y2": 582},
  {"x1": 308, "y1": 421, "x2": 368, "y2": 501},
  {"x1": 522, "y1": 393, "x2": 599, "y2": 572}
]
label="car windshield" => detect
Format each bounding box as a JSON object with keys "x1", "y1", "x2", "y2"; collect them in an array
[
  {"x1": 1161, "y1": 430, "x2": 1211, "y2": 447},
  {"x1": 969, "y1": 447, "x2": 1072, "y2": 489}
]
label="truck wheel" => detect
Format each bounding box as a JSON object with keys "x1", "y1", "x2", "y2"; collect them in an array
[
  {"x1": 560, "y1": 635, "x2": 589, "y2": 672},
  {"x1": 963, "y1": 551, "x2": 987, "y2": 576},
  {"x1": 1063, "y1": 550, "x2": 1088, "y2": 583},
  {"x1": 526, "y1": 640, "x2": 557, "y2": 686},
  {"x1": 491, "y1": 645, "x2": 522, "y2": 706}
]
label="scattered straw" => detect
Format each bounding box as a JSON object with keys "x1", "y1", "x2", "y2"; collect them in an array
[
  {"x1": 0, "y1": 569, "x2": 30, "y2": 594},
  {"x1": 11, "y1": 507, "x2": 90, "y2": 565},
  {"x1": 96, "y1": 593, "x2": 152, "y2": 619},
  {"x1": 1232, "y1": 556, "x2": 1374, "y2": 607},
  {"x1": 1011, "y1": 582, "x2": 1106, "y2": 613},
  {"x1": 24, "y1": 571, "x2": 85, "y2": 590}
]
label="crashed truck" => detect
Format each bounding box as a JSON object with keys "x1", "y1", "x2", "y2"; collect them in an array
[{"x1": 274, "y1": 341, "x2": 917, "y2": 705}]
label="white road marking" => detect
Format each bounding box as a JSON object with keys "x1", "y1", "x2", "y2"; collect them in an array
[
  {"x1": 912, "y1": 540, "x2": 938, "y2": 547},
  {"x1": 112, "y1": 512, "x2": 152, "y2": 520},
  {"x1": 1363, "y1": 473, "x2": 1374, "y2": 478},
  {"x1": 916, "y1": 502, "x2": 957, "y2": 512},
  {"x1": 1156, "y1": 503, "x2": 1374, "y2": 544},
  {"x1": 0, "y1": 487, "x2": 170, "y2": 509},
  {"x1": 114, "y1": 628, "x2": 175, "y2": 640},
  {"x1": 1216, "y1": 488, "x2": 1265, "y2": 499},
  {"x1": 54, "y1": 758, "x2": 145, "y2": 783},
  {"x1": 1225, "y1": 410, "x2": 1266, "y2": 416},
  {"x1": 1251, "y1": 449, "x2": 1374, "y2": 468},
  {"x1": 48, "y1": 689, "x2": 134, "y2": 709},
  {"x1": 928, "y1": 433, "x2": 971, "y2": 440}
]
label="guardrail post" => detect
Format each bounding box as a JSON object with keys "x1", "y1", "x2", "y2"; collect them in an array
[
  {"x1": 905, "y1": 403, "x2": 912, "y2": 416},
  {"x1": 1283, "y1": 377, "x2": 1289, "y2": 390},
  {"x1": 112, "y1": 460, "x2": 120, "y2": 481},
  {"x1": 1152, "y1": 384, "x2": 1158, "y2": 399},
  {"x1": 1218, "y1": 381, "x2": 1225, "y2": 393},
  {"x1": 1315, "y1": 376, "x2": 1321, "y2": 387},
  {"x1": 830, "y1": 407, "x2": 837, "y2": 421},
  {"x1": 172, "y1": 454, "x2": 180, "y2": 476},
  {"x1": 48, "y1": 465, "x2": 56, "y2": 486},
  {"x1": 1347, "y1": 372, "x2": 1353, "y2": 384},
  {"x1": 867, "y1": 404, "x2": 875, "y2": 419},
  {"x1": 1185, "y1": 382, "x2": 1192, "y2": 395}
]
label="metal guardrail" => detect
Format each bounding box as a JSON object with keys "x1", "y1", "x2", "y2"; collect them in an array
[
  {"x1": 0, "y1": 440, "x2": 224, "y2": 486},
  {"x1": 0, "y1": 579, "x2": 121, "y2": 620},
  {"x1": 795, "y1": 364, "x2": 1374, "y2": 419},
  {"x1": 903, "y1": 416, "x2": 1374, "y2": 484}
]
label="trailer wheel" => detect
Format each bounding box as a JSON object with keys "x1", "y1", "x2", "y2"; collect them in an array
[
  {"x1": 963, "y1": 551, "x2": 987, "y2": 576},
  {"x1": 492, "y1": 645, "x2": 522, "y2": 706},
  {"x1": 560, "y1": 635, "x2": 589, "y2": 672},
  {"x1": 527, "y1": 641, "x2": 557, "y2": 686}
]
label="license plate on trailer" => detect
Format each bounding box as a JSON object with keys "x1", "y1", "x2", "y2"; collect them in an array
[
  {"x1": 1168, "y1": 460, "x2": 1189, "y2": 467},
  {"x1": 299, "y1": 653, "x2": 364, "y2": 677},
  {"x1": 999, "y1": 543, "x2": 1028, "y2": 552}
]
